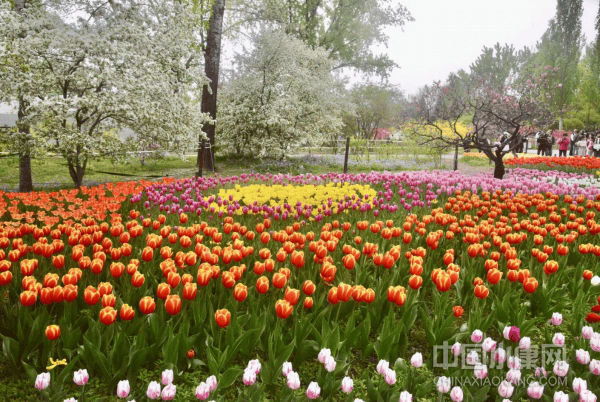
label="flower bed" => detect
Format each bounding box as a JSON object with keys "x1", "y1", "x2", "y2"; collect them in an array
[
  {"x1": 505, "y1": 156, "x2": 600, "y2": 174},
  {"x1": 1, "y1": 171, "x2": 600, "y2": 401}
]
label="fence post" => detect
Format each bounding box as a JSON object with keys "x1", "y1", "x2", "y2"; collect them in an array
[
  {"x1": 343, "y1": 137, "x2": 350, "y2": 174},
  {"x1": 453, "y1": 143, "x2": 459, "y2": 171}
]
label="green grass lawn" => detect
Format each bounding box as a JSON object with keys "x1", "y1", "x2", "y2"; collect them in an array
[
  {"x1": 459, "y1": 155, "x2": 493, "y2": 167},
  {"x1": 0, "y1": 154, "x2": 410, "y2": 191}
]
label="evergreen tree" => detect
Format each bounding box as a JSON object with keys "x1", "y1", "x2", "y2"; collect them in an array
[{"x1": 534, "y1": 0, "x2": 583, "y2": 130}]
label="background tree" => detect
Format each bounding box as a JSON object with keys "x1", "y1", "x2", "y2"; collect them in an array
[
  {"x1": 533, "y1": 0, "x2": 584, "y2": 130},
  {"x1": 0, "y1": 0, "x2": 209, "y2": 188},
  {"x1": 217, "y1": 29, "x2": 345, "y2": 160},
  {"x1": 469, "y1": 43, "x2": 534, "y2": 92},
  {"x1": 231, "y1": 0, "x2": 413, "y2": 78},
  {"x1": 343, "y1": 82, "x2": 404, "y2": 139},
  {"x1": 0, "y1": 0, "x2": 37, "y2": 192},
  {"x1": 408, "y1": 70, "x2": 555, "y2": 179},
  {"x1": 573, "y1": 53, "x2": 600, "y2": 129}
]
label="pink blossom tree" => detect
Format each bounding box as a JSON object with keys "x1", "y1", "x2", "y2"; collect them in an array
[{"x1": 407, "y1": 69, "x2": 555, "y2": 179}]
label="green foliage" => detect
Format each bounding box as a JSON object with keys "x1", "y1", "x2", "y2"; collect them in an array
[
  {"x1": 532, "y1": 0, "x2": 584, "y2": 119},
  {"x1": 235, "y1": 0, "x2": 413, "y2": 77},
  {"x1": 469, "y1": 43, "x2": 533, "y2": 91},
  {"x1": 549, "y1": 117, "x2": 584, "y2": 130},
  {"x1": 342, "y1": 82, "x2": 404, "y2": 139}
]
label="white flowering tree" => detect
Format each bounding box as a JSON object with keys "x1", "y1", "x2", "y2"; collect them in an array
[
  {"x1": 218, "y1": 29, "x2": 345, "y2": 159},
  {"x1": 0, "y1": 0, "x2": 209, "y2": 188}
]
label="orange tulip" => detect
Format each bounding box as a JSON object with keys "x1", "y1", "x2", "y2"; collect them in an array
[
  {"x1": 486, "y1": 269, "x2": 503, "y2": 285},
  {"x1": 165, "y1": 295, "x2": 182, "y2": 315},
  {"x1": 284, "y1": 287, "x2": 300, "y2": 305},
  {"x1": 45, "y1": 325, "x2": 60, "y2": 340},
  {"x1": 63, "y1": 284, "x2": 78, "y2": 302},
  {"x1": 99, "y1": 306, "x2": 117, "y2": 325},
  {"x1": 304, "y1": 297, "x2": 313, "y2": 309},
  {"x1": 328, "y1": 287, "x2": 339, "y2": 304},
  {"x1": 474, "y1": 284, "x2": 489, "y2": 299},
  {"x1": 120, "y1": 304, "x2": 135, "y2": 320},
  {"x1": 408, "y1": 275, "x2": 423, "y2": 290},
  {"x1": 302, "y1": 280, "x2": 315, "y2": 296},
  {"x1": 342, "y1": 254, "x2": 356, "y2": 270},
  {"x1": 543, "y1": 260, "x2": 558, "y2": 275},
  {"x1": 272, "y1": 272, "x2": 287, "y2": 289},
  {"x1": 84, "y1": 286, "x2": 100, "y2": 305},
  {"x1": 435, "y1": 273, "x2": 452, "y2": 292},
  {"x1": 256, "y1": 276, "x2": 270, "y2": 294},
  {"x1": 215, "y1": 309, "x2": 231, "y2": 328},
  {"x1": 453, "y1": 306, "x2": 464, "y2": 318},
  {"x1": 234, "y1": 283, "x2": 248, "y2": 302},
  {"x1": 139, "y1": 296, "x2": 156, "y2": 314},
  {"x1": 131, "y1": 271, "x2": 145, "y2": 287},
  {"x1": 337, "y1": 283, "x2": 353, "y2": 302},
  {"x1": 275, "y1": 299, "x2": 293, "y2": 319},
  {"x1": 523, "y1": 277, "x2": 538, "y2": 293},
  {"x1": 183, "y1": 282, "x2": 197, "y2": 300}
]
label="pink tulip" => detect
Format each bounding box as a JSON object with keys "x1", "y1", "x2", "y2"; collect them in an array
[
  {"x1": 553, "y1": 361, "x2": 569, "y2": 377},
  {"x1": 117, "y1": 380, "x2": 130, "y2": 398},
  {"x1": 376, "y1": 360, "x2": 389, "y2": 375},
  {"x1": 341, "y1": 377, "x2": 353, "y2": 393},
  {"x1": 399, "y1": 391, "x2": 412, "y2": 402},
  {"x1": 527, "y1": 382, "x2": 544, "y2": 399},
  {"x1": 552, "y1": 333, "x2": 565, "y2": 347},
  {"x1": 590, "y1": 360, "x2": 600, "y2": 375},
  {"x1": 437, "y1": 376, "x2": 451, "y2": 393},
  {"x1": 498, "y1": 380, "x2": 514, "y2": 398},
  {"x1": 580, "y1": 390, "x2": 597, "y2": 402},
  {"x1": 161, "y1": 383, "x2": 176, "y2": 400},
  {"x1": 147, "y1": 381, "x2": 161, "y2": 399},
  {"x1": 318, "y1": 348, "x2": 331, "y2": 364},
  {"x1": 471, "y1": 330, "x2": 483, "y2": 343},
  {"x1": 573, "y1": 377, "x2": 587, "y2": 394},
  {"x1": 410, "y1": 352, "x2": 423, "y2": 368},
  {"x1": 35, "y1": 373, "x2": 50, "y2": 391},
  {"x1": 195, "y1": 382, "x2": 210, "y2": 400},
  {"x1": 242, "y1": 368, "x2": 256, "y2": 386},
  {"x1": 577, "y1": 349, "x2": 591, "y2": 365},
  {"x1": 159, "y1": 370, "x2": 173, "y2": 386},
  {"x1": 384, "y1": 368, "x2": 396, "y2": 385},
  {"x1": 324, "y1": 355, "x2": 336, "y2": 372},
  {"x1": 306, "y1": 382, "x2": 321, "y2": 399},
  {"x1": 450, "y1": 387, "x2": 463, "y2": 402},
  {"x1": 282, "y1": 362, "x2": 293, "y2": 377},
  {"x1": 287, "y1": 372, "x2": 300, "y2": 390},
  {"x1": 73, "y1": 369, "x2": 89, "y2": 386}
]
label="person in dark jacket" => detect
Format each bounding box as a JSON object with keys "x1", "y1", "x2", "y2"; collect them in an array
[
  {"x1": 537, "y1": 132, "x2": 548, "y2": 155},
  {"x1": 570, "y1": 130, "x2": 579, "y2": 156}
]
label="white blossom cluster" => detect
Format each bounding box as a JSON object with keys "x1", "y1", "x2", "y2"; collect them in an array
[{"x1": 0, "y1": 0, "x2": 209, "y2": 185}]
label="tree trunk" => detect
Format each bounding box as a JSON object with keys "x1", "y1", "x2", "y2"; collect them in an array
[
  {"x1": 67, "y1": 152, "x2": 87, "y2": 188},
  {"x1": 15, "y1": 1, "x2": 33, "y2": 192},
  {"x1": 19, "y1": 152, "x2": 33, "y2": 192},
  {"x1": 453, "y1": 144, "x2": 459, "y2": 171},
  {"x1": 559, "y1": 116, "x2": 563, "y2": 131},
  {"x1": 199, "y1": 0, "x2": 226, "y2": 173},
  {"x1": 493, "y1": 158, "x2": 505, "y2": 179},
  {"x1": 17, "y1": 103, "x2": 33, "y2": 192}
]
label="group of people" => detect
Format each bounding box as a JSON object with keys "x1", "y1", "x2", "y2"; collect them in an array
[{"x1": 536, "y1": 129, "x2": 600, "y2": 157}]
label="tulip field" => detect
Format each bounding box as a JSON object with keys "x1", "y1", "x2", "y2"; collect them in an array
[{"x1": 3, "y1": 164, "x2": 600, "y2": 402}]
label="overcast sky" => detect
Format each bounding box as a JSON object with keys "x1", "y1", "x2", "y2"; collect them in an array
[{"x1": 373, "y1": 0, "x2": 599, "y2": 96}]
